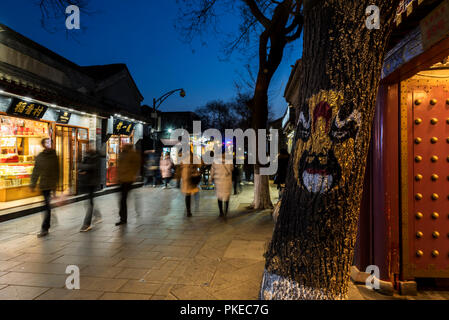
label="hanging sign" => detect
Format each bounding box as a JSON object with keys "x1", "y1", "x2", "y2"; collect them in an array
[
  {"x1": 420, "y1": 0, "x2": 449, "y2": 50},
  {"x1": 113, "y1": 119, "x2": 135, "y2": 135},
  {"x1": 6, "y1": 98, "x2": 48, "y2": 119},
  {"x1": 56, "y1": 111, "x2": 72, "y2": 124}
]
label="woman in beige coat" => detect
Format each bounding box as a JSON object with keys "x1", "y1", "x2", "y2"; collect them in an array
[
  {"x1": 180, "y1": 150, "x2": 202, "y2": 217},
  {"x1": 209, "y1": 154, "x2": 233, "y2": 217}
]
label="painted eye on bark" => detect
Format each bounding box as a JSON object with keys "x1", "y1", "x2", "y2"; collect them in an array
[
  {"x1": 297, "y1": 111, "x2": 311, "y2": 142},
  {"x1": 329, "y1": 109, "x2": 361, "y2": 143}
]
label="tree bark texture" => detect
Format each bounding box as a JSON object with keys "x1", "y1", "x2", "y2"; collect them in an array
[{"x1": 261, "y1": 0, "x2": 400, "y2": 300}]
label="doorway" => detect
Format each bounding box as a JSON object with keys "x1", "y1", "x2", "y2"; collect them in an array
[{"x1": 55, "y1": 125, "x2": 89, "y2": 195}]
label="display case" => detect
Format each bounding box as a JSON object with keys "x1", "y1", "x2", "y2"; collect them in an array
[{"x1": 0, "y1": 115, "x2": 49, "y2": 202}]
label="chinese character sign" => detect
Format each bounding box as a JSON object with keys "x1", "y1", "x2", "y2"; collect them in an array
[
  {"x1": 6, "y1": 98, "x2": 48, "y2": 119},
  {"x1": 113, "y1": 119, "x2": 134, "y2": 135}
]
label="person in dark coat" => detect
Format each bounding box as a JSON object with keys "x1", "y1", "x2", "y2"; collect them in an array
[
  {"x1": 30, "y1": 138, "x2": 59, "y2": 238},
  {"x1": 144, "y1": 150, "x2": 158, "y2": 187},
  {"x1": 116, "y1": 144, "x2": 141, "y2": 225},
  {"x1": 274, "y1": 148, "x2": 290, "y2": 197},
  {"x1": 232, "y1": 158, "x2": 242, "y2": 195},
  {"x1": 79, "y1": 143, "x2": 103, "y2": 232}
]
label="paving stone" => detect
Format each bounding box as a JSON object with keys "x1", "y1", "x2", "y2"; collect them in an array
[
  {"x1": 210, "y1": 280, "x2": 260, "y2": 300},
  {"x1": 80, "y1": 266, "x2": 124, "y2": 278},
  {"x1": 118, "y1": 280, "x2": 162, "y2": 295},
  {"x1": 36, "y1": 288, "x2": 103, "y2": 300},
  {"x1": 51, "y1": 255, "x2": 123, "y2": 267},
  {"x1": 0, "y1": 285, "x2": 49, "y2": 300},
  {"x1": 170, "y1": 284, "x2": 216, "y2": 300},
  {"x1": 0, "y1": 272, "x2": 66, "y2": 288},
  {"x1": 0, "y1": 260, "x2": 24, "y2": 272},
  {"x1": 114, "y1": 268, "x2": 150, "y2": 280},
  {"x1": 7, "y1": 262, "x2": 86, "y2": 275},
  {"x1": 223, "y1": 240, "x2": 266, "y2": 261},
  {"x1": 100, "y1": 292, "x2": 152, "y2": 300},
  {"x1": 150, "y1": 295, "x2": 166, "y2": 300},
  {"x1": 57, "y1": 247, "x2": 120, "y2": 258},
  {"x1": 113, "y1": 250, "x2": 161, "y2": 260},
  {"x1": 116, "y1": 259, "x2": 164, "y2": 269},
  {"x1": 11, "y1": 253, "x2": 63, "y2": 264},
  {"x1": 79, "y1": 277, "x2": 127, "y2": 292}
]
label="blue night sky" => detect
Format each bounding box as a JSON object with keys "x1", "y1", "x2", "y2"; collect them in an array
[{"x1": 0, "y1": 0, "x2": 302, "y2": 119}]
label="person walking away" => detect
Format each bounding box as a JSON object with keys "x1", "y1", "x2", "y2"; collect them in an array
[
  {"x1": 30, "y1": 138, "x2": 59, "y2": 238},
  {"x1": 210, "y1": 154, "x2": 233, "y2": 218},
  {"x1": 79, "y1": 143, "x2": 103, "y2": 232},
  {"x1": 116, "y1": 144, "x2": 141, "y2": 226},
  {"x1": 274, "y1": 148, "x2": 290, "y2": 199},
  {"x1": 144, "y1": 150, "x2": 158, "y2": 187},
  {"x1": 232, "y1": 158, "x2": 242, "y2": 195},
  {"x1": 180, "y1": 149, "x2": 202, "y2": 217},
  {"x1": 160, "y1": 152, "x2": 173, "y2": 188}
]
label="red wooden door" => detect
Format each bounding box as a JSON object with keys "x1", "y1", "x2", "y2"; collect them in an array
[{"x1": 403, "y1": 78, "x2": 449, "y2": 278}]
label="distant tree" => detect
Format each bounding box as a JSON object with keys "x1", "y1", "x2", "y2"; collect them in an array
[
  {"x1": 177, "y1": 0, "x2": 304, "y2": 209},
  {"x1": 195, "y1": 93, "x2": 255, "y2": 133}
]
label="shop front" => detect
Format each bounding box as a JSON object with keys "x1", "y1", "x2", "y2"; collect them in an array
[
  {"x1": 0, "y1": 113, "x2": 50, "y2": 202},
  {"x1": 356, "y1": 0, "x2": 449, "y2": 287},
  {"x1": 0, "y1": 92, "x2": 100, "y2": 208},
  {"x1": 106, "y1": 117, "x2": 142, "y2": 186}
]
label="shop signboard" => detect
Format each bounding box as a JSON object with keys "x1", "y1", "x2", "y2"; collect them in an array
[
  {"x1": 56, "y1": 111, "x2": 72, "y2": 124},
  {"x1": 113, "y1": 119, "x2": 134, "y2": 135},
  {"x1": 420, "y1": 0, "x2": 449, "y2": 50},
  {"x1": 6, "y1": 98, "x2": 48, "y2": 120}
]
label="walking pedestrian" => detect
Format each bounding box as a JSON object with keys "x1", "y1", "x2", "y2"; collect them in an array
[
  {"x1": 180, "y1": 148, "x2": 202, "y2": 217},
  {"x1": 79, "y1": 143, "x2": 103, "y2": 232},
  {"x1": 116, "y1": 144, "x2": 141, "y2": 226},
  {"x1": 160, "y1": 152, "x2": 173, "y2": 189},
  {"x1": 210, "y1": 154, "x2": 233, "y2": 218},
  {"x1": 274, "y1": 148, "x2": 290, "y2": 198},
  {"x1": 144, "y1": 150, "x2": 158, "y2": 187},
  {"x1": 232, "y1": 158, "x2": 242, "y2": 195},
  {"x1": 30, "y1": 138, "x2": 59, "y2": 238}
]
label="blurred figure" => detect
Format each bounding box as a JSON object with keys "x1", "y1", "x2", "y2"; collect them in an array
[
  {"x1": 160, "y1": 152, "x2": 174, "y2": 189},
  {"x1": 79, "y1": 142, "x2": 103, "y2": 232},
  {"x1": 116, "y1": 144, "x2": 141, "y2": 226},
  {"x1": 274, "y1": 148, "x2": 290, "y2": 198},
  {"x1": 232, "y1": 157, "x2": 242, "y2": 195},
  {"x1": 210, "y1": 154, "x2": 233, "y2": 218},
  {"x1": 174, "y1": 150, "x2": 183, "y2": 188},
  {"x1": 243, "y1": 154, "x2": 254, "y2": 184},
  {"x1": 144, "y1": 150, "x2": 158, "y2": 187},
  {"x1": 30, "y1": 138, "x2": 59, "y2": 238},
  {"x1": 180, "y1": 148, "x2": 202, "y2": 217}
]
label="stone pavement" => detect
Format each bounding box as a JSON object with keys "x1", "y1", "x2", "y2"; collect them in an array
[
  {"x1": 0, "y1": 184, "x2": 447, "y2": 300},
  {"x1": 0, "y1": 184, "x2": 276, "y2": 300}
]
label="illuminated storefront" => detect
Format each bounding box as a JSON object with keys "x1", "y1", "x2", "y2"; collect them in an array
[
  {"x1": 106, "y1": 117, "x2": 143, "y2": 186},
  {"x1": 0, "y1": 93, "x2": 99, "y2": 204},
  {"x1": 0, "y1": 114, "x2": 50, "y2": 201}
]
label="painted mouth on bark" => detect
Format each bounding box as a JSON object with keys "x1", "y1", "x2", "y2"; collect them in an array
[{"x1": 299, "y1": 150, "x2": 341, "y2": 194}]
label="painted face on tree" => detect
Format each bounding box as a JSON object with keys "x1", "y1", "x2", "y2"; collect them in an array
[{"x1": 293, "y1": 90, "x2": 361, "y2": 194}]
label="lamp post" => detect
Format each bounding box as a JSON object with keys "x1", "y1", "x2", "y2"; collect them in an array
[{"x1": 150, "y1": 88, "x2": 186, "y2": 150}]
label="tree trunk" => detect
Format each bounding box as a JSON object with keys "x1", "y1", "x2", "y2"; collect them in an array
[
  {"x1": 251, "y1": 74, "x2": 273, "y2": 210},
  {"x1": 261, "y1": 0, "x2": 400, "y2": 300}
]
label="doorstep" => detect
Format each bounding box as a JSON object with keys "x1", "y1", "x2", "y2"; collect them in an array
[{"x1": 0, "y1": 183, "x2": 143, "y2": 223}]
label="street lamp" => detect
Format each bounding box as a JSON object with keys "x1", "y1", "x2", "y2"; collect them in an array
[
  {"x1": 152, "y1": 88, "x2": 186, "y2": 111},
  {"x1": 151, "y1": 88, "x2": 186, "y2": 150}
]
